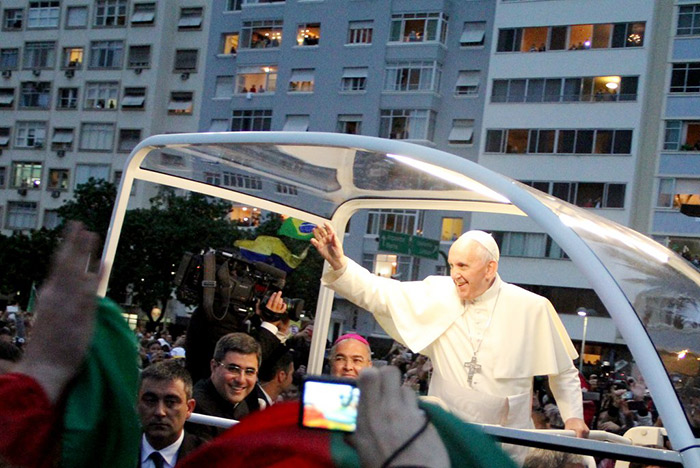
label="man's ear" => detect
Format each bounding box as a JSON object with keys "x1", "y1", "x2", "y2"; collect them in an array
[
  {"x1": 486, "y1": 260, "x2": 498, "y2": 279},
  {"x1": 186, "y1": 398, "x2": 196, "y2": 418},
  {"x1": 210, "y1": 359, "x2": 217, "y2": 374}
]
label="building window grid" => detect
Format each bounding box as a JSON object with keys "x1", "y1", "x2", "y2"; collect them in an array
[
  {"x1": 677, "y1": 5, "x2": 700, "y2": 36},
  {"x1": 240, "y1": 20, "x2": 283, "y2": 49},
  {"x1": 485, "y1": 128, "x2": 633, "y2": 155},
  {"x1": 493, "y1": 231, "x2": 566, "y2": 259},
  {"x1": 47, "y1": 169, "x2": 69, "y2": 190},
  {"x1": 4, "y1": 9, "x2": 24, "y2": 30},
  {"x1": 12, "y1": 162, "x2": 42, "y2": 188},
  {"x1": 174, "y1": 49, "x2": 198, "y2": 72},
  {"x1": 379, "y1": 109, "x2": 436, "y2": 141},
  {"x1": 341, "y1": 76, "x2": 366, "y2": 92},
  {"x1": 20, "y1": 82, "x2": 51, "y2": 109},
  {"x1": 1, "y1": 49, "x2": 20, "y2": 70},
  {"x1": 15, "y1": 122, "x2": 47, "y2": 148},
  {"x1": 6, "y1": 202, "x2": 38, "y2": 230},
  {"x1": 384, "y1": 61, "x2": 441, "y2": 92},
  {"x1": 222, "y1": 33, "x2": 239, "y2": 55},
  {"x1": 389, "y1": 12, "x2": 449, "y2": 44},
  {"x1": 492, "y1": 76, "x2": 638, "y2": 103},
  {"x1": 94, "y1": 0, "x2": 127, "y2": 27},
  {"x1": 66, "y1": 6, "x2": 89, "y2": 28},
  {"x1": 222, "y1": 172, "x2": 263, "y2": 190},
  {"x1": 225, "y1": 0, "x2": 242, "y2": 11},
  {"x1": 27, "y1": 1, "x2": 60, "y2": 29},
  {"x1": 23, "y1": 41, "x2": 56, "y2": 69},
  {"x1": 84, "y1": 82, "x2": 119, "y2": 110},
  {"x1": 521, "y1": 180, "x2": 626, "y2": 208},
  {"x1": 236, "y1": 66, "x2": 277, "y2": 94},
  {"x1": 366, "y1": 209, "x2": 418, "y2": 236},
  {"x1": 57, "y1": 88, "x2": 79, "y2": 109},
  {"x1": 664, "y1": 120, "x2": 700, "y2": 150},
  {"x1": 230, "y1": 109, "x2": 272, "y2": 131},
  {"x1": 62, "y1": 47, "x2": 84, "y2": 69},
  {"x1": 348, "y1": 21, "x2": 373, "y2": 44},
  {"x1": 118, "y1": 129, "x2": 141, "y2": 152},
  {"x1": 275, "y1": 183, "x2": 298, "y2": 195},
  {"x1": 75, "y1": 164, "x2": 110, "y2": 187},
  {"x1": 670, "y1": 62, "x2": 700, "y2": 93},
  {"x1": 89, "y1": 40, "x2": 124, "y2": 69},
  {"x1": 80, "y1": 123, "x2": 115, "y2": 151}
]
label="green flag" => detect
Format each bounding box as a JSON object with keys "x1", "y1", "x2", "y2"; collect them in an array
[
  {"x1": 26, "y1": 282, "x2": 37, "y2": 313},
  {"x1": 278, "y1": 217, "x2": 316, "y2": 240}
]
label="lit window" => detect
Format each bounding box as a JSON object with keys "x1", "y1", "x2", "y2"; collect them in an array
[
  {"x1": 51, "y1": 128, "x2": 74, "y2": 150},
  {"x1": 389, "y1": 12, "x2": 449, "y2": 44},
  {"x1": 23, "y1": 41, "x2": 56, "y2": 69},
  {"x1": 447, "y1": 119, "x2": 474, "y2": 145},
  {"x1": 89, "y1": 40, "x2": 124, "y2": 69},
  {"x1": 80, "y1": 123, "x2": 115, "y2": 151},
  {"x1": 47, "y1": 169, "x2": 69, "y2": 190},
  {"x1": 340, "y1": 68, "x2": 368, "y2": 92},
  {"x1": 84, "y1": 82, "x2": 119, "y2": 110},
  {"x1": 221, "y1": 33, "x2": 239, "y2": 55},
  {"x1": 131, "y1": 3, "x2": 156, "y2": 25},
  {"x1": 122, "y1": 88, "x2": 146, "y2": 109},
  {"x1": 66, "y1": 6, "x2": 88, "y2": 27},
  {"x1": 7, "y1": 202, "x2": 38, "y2": 230},
  {"x1": 296, "y1": 23, "x2": 320, "y2": 46},
  {"x1": 167, "y1": 92, "x2": 193, "y2": 115},
  {"x1": 62, "y1": 47, "x2": 84, "y2": 69},
  {"x1": 27, "y1": 1, "x2": 60, "y2": 29},
  {"x1": 118, "y1": 129, "x2": 141, "y2": 152},
  {"x1": 441, "y1": 218, "x2": 463, "y2": 241},
  {"x1": 174, "y1": 49, "x2": 198, "y2": 72},
  {"x1": 241, "y1": 20, "x2": 283, "y2": 49},
  {"x1": 57, "y1": 88, "x2": 79, "y2": 109},
  {"x1": 288, "y1": 68, "x2": 314, "y2": 93},
  {"x1": 235, "y1": 65, "x2": 276, "y2": 93},
  {"x1": 178, "y1": 7, "x2": 203, "y2": 29},
  {"x1": 347, "y1": 20, "x2": 372, "y2": 44},
  {"x1": 455, "y1": 70, "x2": 479, "y2": 96},
  {"x1": 11, "y1": 162, "x2": 42, "y2": 188},
  {"x1": 337, "y1": 115, "x2": 362, "y2": 135},
  {"x1": 460, "y1": 22, "x2": 486, "y2": 47},
  {"x1": 94, "y1": 0, "x2": 127, "y2": 27},
  {"x1": 128, "y1": 45, "x2": 151, "y2": 68},
  {"x1": 282, "y1": 115, "x2": 309, "y2": 132}
]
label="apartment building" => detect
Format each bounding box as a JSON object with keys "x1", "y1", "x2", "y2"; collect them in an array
[{"x1": 0, "y1": 0, "x2": 210, "y2": 233}]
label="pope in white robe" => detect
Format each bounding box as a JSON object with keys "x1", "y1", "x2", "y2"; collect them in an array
[{"x1": 311, "y1": 223, "x2": 589, "y2": 444}]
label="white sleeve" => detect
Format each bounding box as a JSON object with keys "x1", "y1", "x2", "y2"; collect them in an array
[{"x1": 549, "y1": 365, "x2": 584, "y2": 421}]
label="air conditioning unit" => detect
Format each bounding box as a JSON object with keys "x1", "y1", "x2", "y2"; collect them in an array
[
  {"x1": 51, "y1": 190, "x2": 61, "y2": 199},
  {"x1": 32, "y1": 69, "x2": 41, "y2": 77},
  {"x1": 134, "y1": 68, "x2": 142, "y2": 75},
  {"x1": 34, "y1": 142, "x2": 44, "y2": 149},
  {"x1": 17, "y1": 188, "x2": 27, "y2": 196},
  {"x1": 56, "y1": 149, "x2": 66, "y2": 157},
  {"x1": 180, "y1": 72, "x2": 190, "y2": 81},
  {"x1": 1, "y1": 70, "x2": 10, "y2": 78},
  {"x1": 65, "y1": 69, "x2": 74, "y2": 78}
]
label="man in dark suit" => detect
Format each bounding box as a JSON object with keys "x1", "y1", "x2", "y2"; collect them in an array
[{"x1": 138, "y1": 360, "x2": 205, "y2": 467}]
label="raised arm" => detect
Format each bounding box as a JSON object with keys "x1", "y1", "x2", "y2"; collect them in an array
[{"x1": 311, "y1": 222, "x2": 348, "y2": 271}]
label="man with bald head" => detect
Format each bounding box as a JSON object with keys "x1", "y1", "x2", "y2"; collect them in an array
[
  {"x1": 312, "y1": 223, "x2": 587, "y2": 462},
  {"x1": 329, "y1": 334, "x2": 373, "y2": 379}
]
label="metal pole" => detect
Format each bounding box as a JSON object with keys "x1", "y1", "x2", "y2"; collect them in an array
[{"x1": 579, "y1": 315, "x2": 588, "y2": 373}]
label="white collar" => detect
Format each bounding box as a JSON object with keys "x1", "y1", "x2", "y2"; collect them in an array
[{"x1": 141, "y1": 430, "x2": 184, "y2": 467}]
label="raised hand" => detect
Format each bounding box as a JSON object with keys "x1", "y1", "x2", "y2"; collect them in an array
[{"x1": 310, "y1": 222, "x2": 347, "y2": 271}]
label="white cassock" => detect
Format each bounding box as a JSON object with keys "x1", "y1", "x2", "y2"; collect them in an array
[{"x1": 323, "y1": 259, "x2": 583, "y2": 431}]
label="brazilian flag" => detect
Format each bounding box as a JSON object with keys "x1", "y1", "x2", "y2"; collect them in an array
[{"x1": 278, "y1": 217, "x2": 316, "y2": 241}]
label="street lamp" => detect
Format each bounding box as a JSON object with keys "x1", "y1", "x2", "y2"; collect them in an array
[{"x1": 577, "y1": 307, "x2": 589, "y2": 373}]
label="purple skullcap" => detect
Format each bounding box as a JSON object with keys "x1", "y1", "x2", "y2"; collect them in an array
[{"x1": 333, "y1": 333, "x2": 370, "y2": 347}]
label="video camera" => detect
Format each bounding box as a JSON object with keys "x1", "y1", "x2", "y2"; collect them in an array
[{"x1": 174, "y1": 248, "x2": 304, "y2": 325}]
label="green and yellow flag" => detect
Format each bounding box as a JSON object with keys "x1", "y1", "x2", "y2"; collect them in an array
[{"x1": 278, "y1": 217, "x2": 316, "y2": 241}]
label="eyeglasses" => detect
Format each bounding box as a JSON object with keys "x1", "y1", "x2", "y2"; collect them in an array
[{"x1": 216, "y1": 361, "x2": 257, "y2": 377}]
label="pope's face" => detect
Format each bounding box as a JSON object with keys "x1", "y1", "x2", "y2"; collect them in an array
[
  {"x1": 330, "y1": 339, "x2": 372, "y2": 379},
  {"x1": 448, "y1": 241, "x2": 497, "y2": 301}
]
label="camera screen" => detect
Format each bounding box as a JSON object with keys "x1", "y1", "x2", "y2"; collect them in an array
[{"x1": 300, "y1": 378, "x2": 360, "y2": 432}]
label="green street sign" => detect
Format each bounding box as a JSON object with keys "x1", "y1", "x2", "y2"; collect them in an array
[
  {"x1": 378, "y1": 230, "x2": 411, "y2": 254},
  {"x1": 411, "y1": 236, "x2": 440, "y2": 260}
]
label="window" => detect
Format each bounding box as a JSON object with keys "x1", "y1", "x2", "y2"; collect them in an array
[
  {"x1": 222, "y1": 172, "x2": 262, "y2": 190},
  {"x1": 656, "y1": 178, "x2": 675, "y2": 208},
  {"x1": 0, "y1": 128, "x2": 10, "y2": 147},
  {"x1": 12, "y1": 162, "x2": 42, "y2": 188},
  {"x1": 51, "y1": 128, "x2": 74, "y2": 150},
  {"x1": 57, "y1": 88, "x2": 78, "y2": 109},
  {"x1": 128, "y1": 45, "x2": 150, "y2": 68},
  {"x1": 492, "y1": 75, "x2": 638, "y2": 103},
  {"x1": 441, "y1": 217, "x2": 463, "y2": 241},
  {"x1": 0, "y1": 167, "x2": 5, "y2": 187},
  {"x1": 347, "y1": 20, "x2": 373, "y2": 44},
  {"x1": 167, "y1": 92, "x2": 193, "y2": 115},
  {"x1": 178, "y1": 7, "x2": 203, "y2": 30},
  {"x1": 460, "y1": 21, "x2": 486, "y2": 47},
  {"x1": 521, "y1": 180, "x2": 626, "y2": 208},
  {"x1": 455, "y1": 70, "x2": 480, "y2": 96},
  {"x1": 118, "y1": 129, "x2": 141, "y2": 152},
  {"x1": 678, "y1": 5, "x2": 700, "y2": 36},
  {"x1": 296, "y1": 23, "x2": 320, "y2": 46},
  {"x1": 231, "y1": 109, "x2": 272, "y2": 131},
  {"x1": 384, "y1": 61, "x2": 441, "y2": 92},
  {"x1": 225, "y1": 0, "x2": 242, "y2": 11},
  {"x1": 75, "y1": 164, "x2": 110, "y2": 187},
  {"x1": 372, "y1": 254, "x2": 412, "y2": 279},
  {"x1": 43, "y1": 209, "x2": 61, "y2": 229},
  {"x1": 215, "y1": 76, "x2": 234, "y2": 98},
  {"x1": 282, "y1": 115, "x2": 309, "y2": 132},
  {"x1": 241, "y1": 20, "x2": 283, "y2": 49},
  {"x1": 366, "y1": 209, "x2": 418, "y2": 235},
  {"x1": 389, "y1": 12, "x2": 448, "y2": 44},
  {"x1": 121, "y1": 87, "x2": 146, "y2": 109},
  {"x1": 611, "y1": 22, "x2": 645, "y2": 48},
  {"x1": 66, "y1": 6, "x2": 88, "y2": 27},
  {"x1": 47, "y1": 169, "x2": 69, "y2": 190},
  {"x1": 663, "y1": 120, "x2": 700, "y2": 151},
  {"x1": 62, "y1": 47, "x2": 84, "y2": 69},
  {"x1": 276, "y1": 183, "x2": 297, "y2": 195},
  {"x1": 0, "y1": 49, "x2": 19, "y2": 70},
  {"x1": 3, "y1": 9, "x2": 24, "y2": 30},
  {"x1": 23, "y1": 41, "x2": 56, "y2": 69},
  {"x1": 131, "y1": 3, "x2": 155, "y2": 25},
  {"x1": 235, "y1": 65, "x2": 276, "y2": 93},
  {"x1": 94, "y1": 0, "x2": 127, "y2": 27},
  {"x1": 0, "y1": 88, "x2": 14, "y2": 109},
  {"x1": 492, "y1": 231, "x2": 566, "y2": 259},
  {"x1": 84, "y1": 82, "x2": 119, "y2": 110},
  {"x1": 340, "y1": 68, "x2": 367, "y2": 92},
  {"x1": 448, "y1": 119, "x2": 474, "y2": 145},
  {"x1": 337, "y1": 115, "x2": 362, "y2": 135},
  {"x1": 28, "y1": 1, "x2": 60, "y2": 29},
  {"x1": 288, "y1": 68, "x2": 314, "y2": 92},
  {"x1": 80, "y1": 123, "x2": 115, "y2": 151},
  {"x1": 379, "y1": 109, "x2": 435, "y2": 141},
  {"x1": 20, "y1": 82, "x2": 51, "y2": 109},
  {"x1": 221, "y1": 33, "x2": 239, "y2": 55},
  {"x1": 174, "y1": 49, "x2": 198, "y2": 72},
  {"x1": 89, "y1": 41, "x2": 124, "y2": 69},
  {"x1": 485, "y1": 128, "x2": 632, "y2": 155},
  {"x1": 6, "y1": 202, "x2": 38, "y2": 230},
  {"x1": 671, "y1": 62, "x2": 700, "y2": 93}
]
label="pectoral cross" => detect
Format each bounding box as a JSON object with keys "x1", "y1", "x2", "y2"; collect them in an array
[{"x1": 464, "y1": 355, "x2": 481, "y2": 387}]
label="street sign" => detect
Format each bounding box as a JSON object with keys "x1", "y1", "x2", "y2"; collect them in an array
[
  {"x1": 411, "y1": 236, "x2": 440, "y2": 260},
  {"x1": 378, "y1": 230, "x2": 410, "y2": 254}
]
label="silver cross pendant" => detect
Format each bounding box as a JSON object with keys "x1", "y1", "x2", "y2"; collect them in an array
[{"x1": 464, "y1": 355, "x2": 481, "y2": 387}]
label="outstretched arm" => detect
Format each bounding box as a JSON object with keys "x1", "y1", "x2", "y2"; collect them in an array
[{"x1": 311, "y1": 222, "x2": 347, "y2": 271}]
